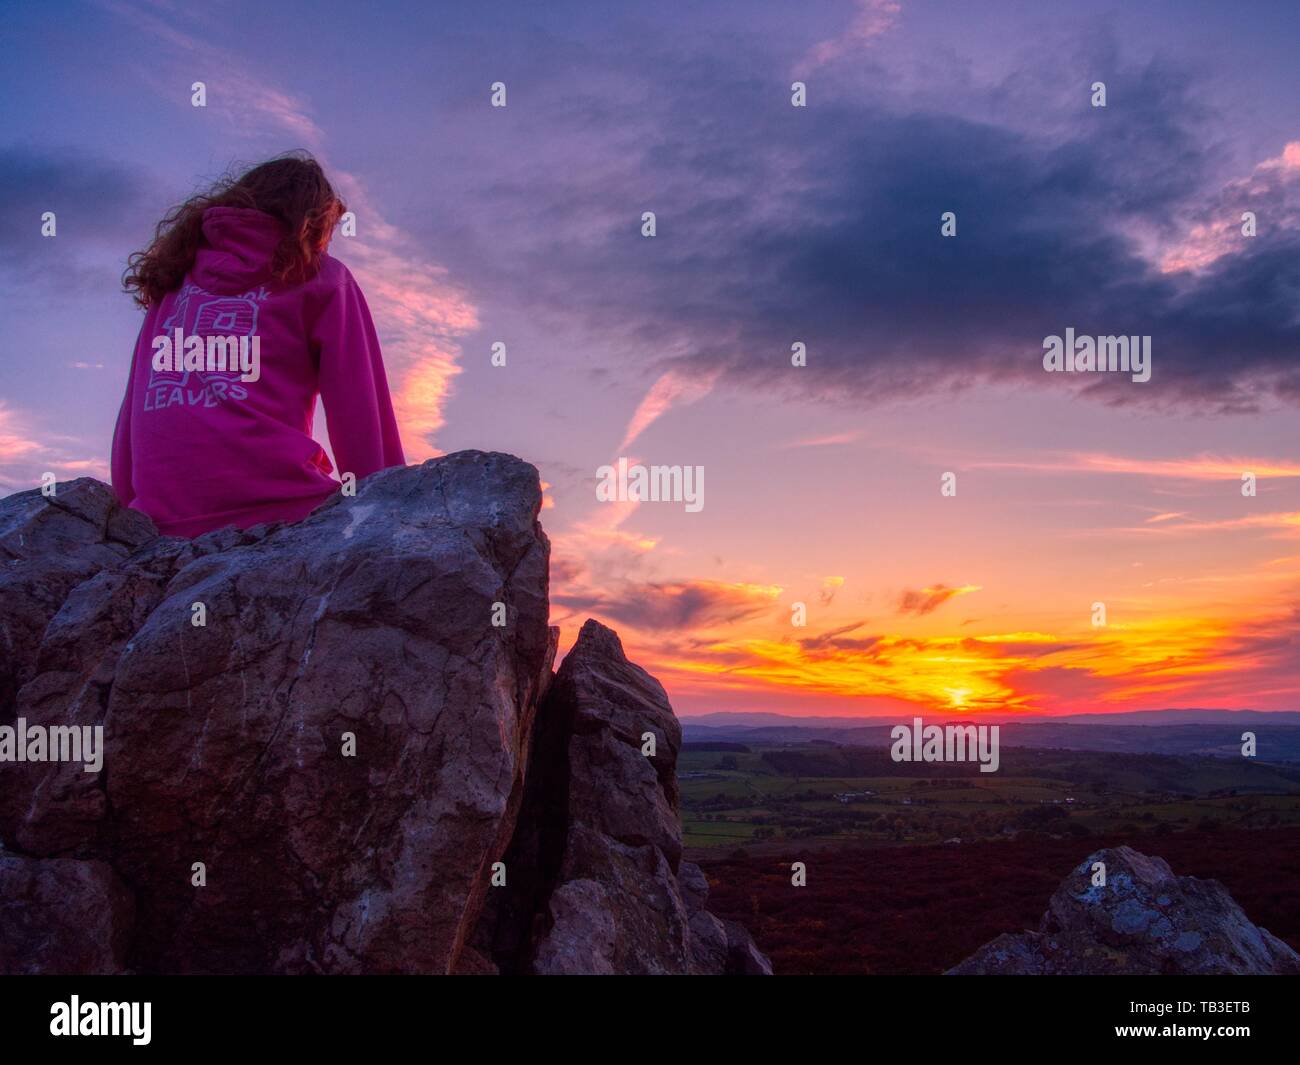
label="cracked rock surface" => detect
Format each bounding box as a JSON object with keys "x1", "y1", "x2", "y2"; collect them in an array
[
  {"x1": 948, "y1": 845, "x2": 1300, "y2": 974},
  {"x1": 1, "y1": 453, "x2": 553, "y2": 973},
  {"x1": 472, "y1": 619, "x2": 772, "y2": 975}
]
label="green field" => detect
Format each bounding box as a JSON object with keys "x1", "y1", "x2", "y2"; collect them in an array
[{"x1": 678, "y1": 744, "x2": 1300, "y2": 851}]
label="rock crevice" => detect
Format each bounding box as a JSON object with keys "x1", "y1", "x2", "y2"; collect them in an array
[{"x1": 475, "y1": 618, "x2": 770, "y2": 975}]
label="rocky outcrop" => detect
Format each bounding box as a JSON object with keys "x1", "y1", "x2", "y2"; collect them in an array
[
  {"x1": 473, "y1": 619, "x2": 770, "y2": 974},
  {"x1": 0, "y1": 456, "x2": 766, "y2": 975},
  {"x1": 0, "y1": 479, "x2": 155, "y2": 723},
  {"x1": 948, "y1": 845, "x2": 1300, "y2": 975},
  {"x1": 1, "y1": 454, "x2": 554, "y2": 973}
]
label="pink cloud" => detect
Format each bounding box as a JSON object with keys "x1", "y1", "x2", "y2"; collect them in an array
[
  {"x1": 0, "y1": 404, "x2": 109, "y2": 492},
  {"x1": 1160, "y1": 140, "x2": 1300, "y2": 274},
  {"x1": 974, "y1": 452, "x2": 1300, "y2": 481},
  {"x1": 617, "y1": 368, "x2": 719, "y2": 452},
  {"x1": 794, "y1": 0, "x2": 902, "y2": 77}
]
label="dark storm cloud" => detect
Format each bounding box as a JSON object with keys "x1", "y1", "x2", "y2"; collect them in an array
[
  {"x1": 897, "y1": 584, "x2": 965, "y2": 616},
  {"x1": 0, "y1": 145, "x2": 160, "y2": 289},
  {"x1": 799, "y1": 621, "x2": 883, "y2": 654},
  {"x1": 428, "y1": 40, "x2": 1300, "y2": 413},
  {"x1": 553, "y1": 579, "x2": 776, "y2": 632}
]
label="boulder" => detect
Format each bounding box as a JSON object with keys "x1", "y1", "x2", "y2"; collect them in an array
[
  {"x1": 0, "y1": 478, "x2": 155, "y2": 723},
  {"x1": 478, "y1": 619, "x2": 771, "y2": 975},
  {"x1": 3, "y1": 453, "x2": 555, "y2": 974},
  {"x1": 948, "y1": 845, "x2": 1300, "y2": 975}
]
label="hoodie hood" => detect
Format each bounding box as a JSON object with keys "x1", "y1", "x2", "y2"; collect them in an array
[{"x1": 193, "y1": 206, "x2": 286, "y2": 293}]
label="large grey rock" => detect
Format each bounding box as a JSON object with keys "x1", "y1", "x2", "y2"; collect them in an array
[
  {"x1": 948, "y1": 845, "x2": 1300, "y2": 975},
  {"x1": 3, "y1": 453, "x2": 554, "y2": 974},
  {"x1": 0, "y1": 478, "x2": 156, "y2": 723}
]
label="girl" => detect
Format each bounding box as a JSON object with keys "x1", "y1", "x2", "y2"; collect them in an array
[{"x1": 113, "y1": 153, "x2": 404, "y2": 537}]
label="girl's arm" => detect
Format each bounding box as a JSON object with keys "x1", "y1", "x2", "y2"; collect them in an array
[
  {"x1": 110, "y1": 337, "x2": 139, "y2": 507},
  {"x1": 314, "y1": 271, "x2": 406, "y2": 483}
]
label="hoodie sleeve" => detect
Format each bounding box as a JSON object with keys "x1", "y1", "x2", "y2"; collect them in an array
[
  {"x1": 312, "y1": 271, "x2": 406, "y2": 483},
  {"x1": 110, "y1": 335, "x2": 139, "y2": 507}
]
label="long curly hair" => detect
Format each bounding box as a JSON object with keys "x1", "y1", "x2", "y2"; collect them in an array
[{"x1": 123, "y1": 153, "x2": 347, "y2": 308}]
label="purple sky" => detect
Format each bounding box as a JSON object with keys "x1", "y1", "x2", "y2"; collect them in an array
[{"x1": 3, "y1": 0, "x2": 1299, "y2": 715}]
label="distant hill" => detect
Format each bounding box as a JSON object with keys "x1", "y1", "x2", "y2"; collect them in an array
[
  {"x1": 1053, "y1": 709, "x2": 1300, "y2": 725},
  {"x1": 682, "y1": 712, "x2": 897, "y2": 729},
  {"x1": 682, "y1": 708, "x2": 1300, "y2": 728},
  {"x1": 681, "y1": 709, "x2": 1300, "y2": 761}
]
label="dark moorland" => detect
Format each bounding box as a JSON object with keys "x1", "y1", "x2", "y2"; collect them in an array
[{"x1": 698, "y1": 827, "x2": 1300, "y2": 974}]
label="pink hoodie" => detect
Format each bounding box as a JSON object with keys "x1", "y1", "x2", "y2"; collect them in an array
[{"x1": 111, "y1": 206, "x2": 405, "y2": 537}]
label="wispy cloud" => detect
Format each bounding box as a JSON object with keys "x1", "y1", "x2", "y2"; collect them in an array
[
  {"x1": 794, "y1": 0, "x2": 902, "y2": 77},
  {"x1": 556, "y1": 578, "x2": 781, "y2": 633},
  {"x1": 1112, "y1": 511, "x2": 1300, "y2": 537},
  {"x1": 974, "y1": 452, "x2": 1300, "y2": 481},
  {"x1": 819, "y1": 575, "x2": 845, "y2": 604},
  {"x1": 0, "y1": 403, "x2": 108, "y2": 491},
  {"x1": 1160, "y1": 141, "x2": 1300, "y2": 274},
  {"x1": 798, "y1": 620, "x2": 880, "y2": 653},
  {"x1": 0, "y1": 404, "x2": 42, "y2": 467},
  {"x1": 897, "y1": 583, "x2": 981, "y2": 617},
  {"x1": 617, "y1": 368, "x2": 719, "y2": 452},
  {"x1": 781, "y1": 431, "x2": 862, "y2": 450}
]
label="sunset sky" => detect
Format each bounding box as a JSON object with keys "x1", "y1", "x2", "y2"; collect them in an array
[{"x1": 2, "y1": 0, "x2": 1298, "y2": 717}]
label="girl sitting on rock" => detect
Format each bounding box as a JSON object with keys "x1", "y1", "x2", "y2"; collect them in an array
[{"x1": 113, "y1": 152, "x2": 405, "y2": 537}]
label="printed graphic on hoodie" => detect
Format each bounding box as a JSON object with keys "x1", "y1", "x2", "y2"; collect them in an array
[{"x1": 145, "y1": 282, "x2": 267, "y2": 411}]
